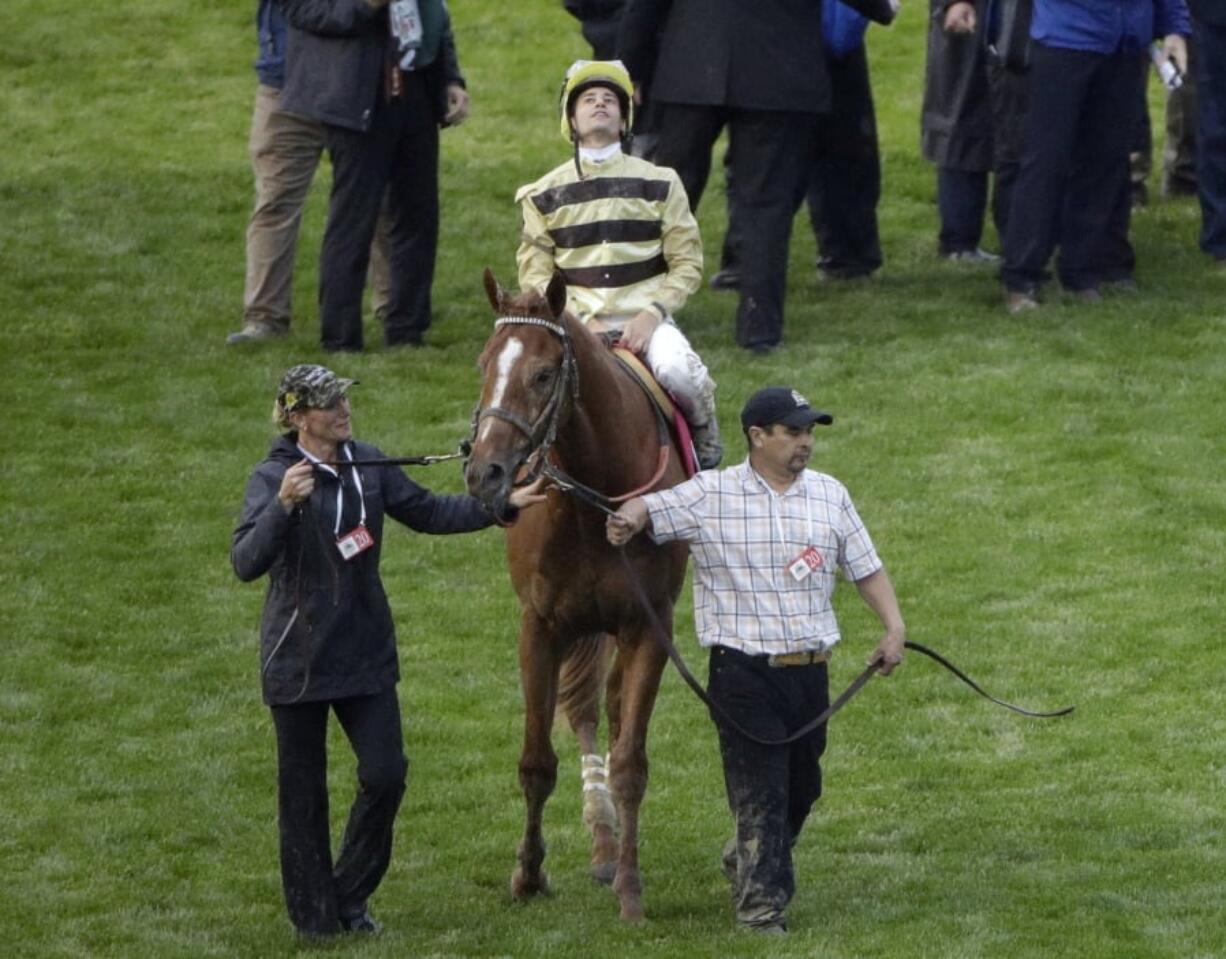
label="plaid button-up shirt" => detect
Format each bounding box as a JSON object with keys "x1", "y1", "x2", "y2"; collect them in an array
[{"x1": 643, "y1": 460, "x2": 882, "y2": 655}]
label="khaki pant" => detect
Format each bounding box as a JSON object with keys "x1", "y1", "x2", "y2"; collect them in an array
[{"x1": 242, "y1": 85, "x2": 390, "y2": 331}]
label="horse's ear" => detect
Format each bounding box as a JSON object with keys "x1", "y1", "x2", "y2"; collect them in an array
[
  {"x1": 545, "y1": 271, "x2": 568, "y2": 320},
  {"x1": 482, "y1": 267, "x2": 504, "y2": 313}
]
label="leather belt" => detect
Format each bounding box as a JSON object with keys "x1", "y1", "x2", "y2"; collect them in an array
[{"x1": 767, "y1": 650, "x2": 831, "y2": 668}]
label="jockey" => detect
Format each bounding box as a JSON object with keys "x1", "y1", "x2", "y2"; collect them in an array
[{"x1": 515, "y1": 59, "x2": 723, "y2": 469}]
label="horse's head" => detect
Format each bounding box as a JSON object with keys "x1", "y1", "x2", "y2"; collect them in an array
[{"x1": 465, "y1": 268, "x2": 575, "y2": 521}]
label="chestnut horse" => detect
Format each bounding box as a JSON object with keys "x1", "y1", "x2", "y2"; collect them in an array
[{"x1": 464, "y1": 269, "x2": 688, "y2": 921}]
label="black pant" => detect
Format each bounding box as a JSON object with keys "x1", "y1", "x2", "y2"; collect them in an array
[
  {"x1": 652, "y1": 103, "x2": 817, "y2": 351},
  {"x1": 937, "y1": 167, "x2": 990, "y2": 254},
  {"x1": 1002, "y1": 43, "x2": 1144, "y2": 293},
  {"x1": 320, "y1": 70, "x2": 440, "y2": 350},
  {"x1": 270, "y1": 687, "x2": 407, "y2": 935},
  {"x1": 708, "y1": 646, "x2": 829, "y2": 929}
]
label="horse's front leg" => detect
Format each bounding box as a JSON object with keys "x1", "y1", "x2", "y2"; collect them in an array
[
  {"x1": 608, "y1": 623, "x2": 669, "y2": 922},
  {"x1": 512, "y1": 610, "x2": 562, "y2": 901}
]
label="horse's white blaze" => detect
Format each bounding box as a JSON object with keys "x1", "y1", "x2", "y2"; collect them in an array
[{"x1": 479, "y1": 336, "x2": 524, "y2": 441}]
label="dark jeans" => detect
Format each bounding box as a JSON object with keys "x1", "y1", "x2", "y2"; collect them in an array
[
  {"x1": 708, "y1": 646, "x2": 829, "y2": 929},
  {"x1": 1195, "y1": 17, "x2": 1226, "y2": 257},
  {"x1": 937, "y1": 167, "x2": 989, "y2": 254},
  {"x1": 1002, "y1": 43, "x2": 1144, "y2": 293},
  {"x1": 271, "y1": 687, "x2": 407, "y2": 935},
  {"x1": 320, "y1": 70, "x2": 439, "y2": 350},
  {"x1": 652, "y1": 102, "x2": 817, "y2": 351}
]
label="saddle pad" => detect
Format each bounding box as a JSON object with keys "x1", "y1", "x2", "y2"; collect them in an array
[{"x1": 611, "y1": 347, "x2": 698, "y2": 478}]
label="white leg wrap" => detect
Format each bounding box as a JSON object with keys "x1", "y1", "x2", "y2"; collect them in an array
[{"x1": 580, "y1": 753, "x2": 618, "y2": 832}]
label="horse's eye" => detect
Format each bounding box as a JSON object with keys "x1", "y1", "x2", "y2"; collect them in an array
[{"x1": 533, "y1": 369, "x2": 554, "y2": 387}]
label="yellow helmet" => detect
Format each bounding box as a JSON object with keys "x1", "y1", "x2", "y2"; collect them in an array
[{"x1": 558, "y1": 59, "x2": 634, "y2": 142}]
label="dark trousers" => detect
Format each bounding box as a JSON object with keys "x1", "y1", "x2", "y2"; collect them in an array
[
  {"x1": 719, "y1": 48, "x2": 882, "y2": 280},
  {"x1": 708, "y1": 646, "x2": 829, "y2": 929},
  {"x1": 808, "y1": 46, "x2": 883, "y2": 276},
  {"x1": 1195, "y1": 17, "x2": 1226, "y2": 257},
  {"x1": 1002, "y1": 43, "x2": 1145, "y2": 293},
  {"x1": 270, "y1": 687, "x2": 408, "y2": 935},
  {"x1": 652, "y1": 103, "x2": 817, "y2": 351},
  {"x1": 937, "y1": 167, "x2": 989, "y2": 254},
  {"x1": 320, "y1": 70, "x2": 439, "y2": 350},
  {"x1": 987, "y1": 60, "x2": 1030, "y2": 243}
]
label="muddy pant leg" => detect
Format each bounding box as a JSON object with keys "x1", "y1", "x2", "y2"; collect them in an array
[
  {"x1": 331, "y1": 687, "x2": 408, "y2": 920},
  {"x1": 271, "y1": 701, "x2": 341, "y2": 936}
]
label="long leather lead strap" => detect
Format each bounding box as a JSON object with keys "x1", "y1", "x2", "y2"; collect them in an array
[{"x1": 615, "y1": 550, "x2": 1074, "y2": 748}]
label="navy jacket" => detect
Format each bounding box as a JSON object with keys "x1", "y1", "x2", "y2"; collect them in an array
[
  {"x1": 232, "y1": 435, "x2": 493, "y2": 705},
  {"x1": 1031, "y1": 0, "x2": 1190, "y2": 53},
  {"x1": 255, "y1": 0, "x2": 288, "y2": 88}
]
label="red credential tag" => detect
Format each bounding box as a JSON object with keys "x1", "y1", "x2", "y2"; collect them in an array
[
  {"x1": 336, "y1": 525, "x2": 375, "y2": 561},
  {"x1": 786, "y1": 545, "x2": 823, "y2": 582}
]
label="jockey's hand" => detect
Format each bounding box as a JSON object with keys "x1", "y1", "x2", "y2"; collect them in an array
[
  {"x1": 444, "y1": 83, "x2": 470, "y2": 126},
  {"x1": 606, "y1": 498, "x2": 650, "y2": 546},
  {"x1": 943, "y1": 1, "x2": 975, "y2": 33},
  {"x1": 617, "y1": 310, "x2": 661, "y2": 355},
  {"x1": 507, "y1": 476, "x2": 548, "y2": 511},
  {"x1": 277, "y1": 459, "x2": 315, "y2": 512}
]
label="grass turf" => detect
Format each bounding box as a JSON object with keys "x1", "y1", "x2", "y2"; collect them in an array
[{"x1": 2, "y1": 1, "x2": 1224, "y2": 956}]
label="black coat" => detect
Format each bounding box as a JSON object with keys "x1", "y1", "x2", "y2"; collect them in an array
[
  {"x1": 921, "y1": 0, "x2": 994, "y2": 171},
  {"x1": 1188, "y1": 0, "x2": 1226, "y2": 25},
  {"x1": 276, "y1": 0, "x2": 464, "y2": 133},
  {"x1": 617, "y1": 0, "x2": 896, "y2": 113},
  {"x1": 232, "y1": 436, "x2": 492, "y2": 705}
]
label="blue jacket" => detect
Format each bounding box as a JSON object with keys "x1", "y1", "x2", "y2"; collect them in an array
[
  {"x1": 255, "y1": 0, "x2": 288, "y2": 88},
  {"x1": 1031, "y1": 0, "x2": 1190, "y2": 53}
]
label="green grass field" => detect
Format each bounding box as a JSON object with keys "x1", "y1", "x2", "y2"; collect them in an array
[{"x1": 3, "y1": 1, "x2": 1224, "y2": 956}]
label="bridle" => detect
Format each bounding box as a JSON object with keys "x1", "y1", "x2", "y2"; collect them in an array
[{"x1": 471, "y1": 315, "x2": 579, "y2": 486}]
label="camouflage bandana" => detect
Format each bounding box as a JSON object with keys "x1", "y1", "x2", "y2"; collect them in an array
[{"x1": 277, "y1": 364, "x2": 358, "y2": 413}]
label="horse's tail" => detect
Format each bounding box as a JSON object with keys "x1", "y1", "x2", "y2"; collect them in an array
[{"x1": 558, "y1": 633, "x2": 613, "y2": 734}]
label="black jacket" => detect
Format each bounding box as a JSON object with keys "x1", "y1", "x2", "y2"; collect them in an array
[
  {"x1": 232, "y1": 436, "x2": 492, "y2": 705},
  {"x1": 276, "y1": 0, "x2": 464, "y2": 133},
  {"x1": 617, "y1": 0, "x2": 895, "y2": 114},
  {"x1": 921, "y1": 0, "x2": 994, "y2": 171}
]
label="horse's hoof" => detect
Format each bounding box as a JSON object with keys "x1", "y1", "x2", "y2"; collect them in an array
[
  {"x1": 511, "y1": 867, "x2": 550, "y2": 901},
  {"x1": 619, "y1": 900, "x2": 646, "y2": 923},
  {"x1": 590, "y1": 860, "x2": 617, "y2": 886}
]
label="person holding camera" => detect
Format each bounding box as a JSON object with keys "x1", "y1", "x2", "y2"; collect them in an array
[{"x1": 232, "y1": 364, "x2": 543, "y2": 937}]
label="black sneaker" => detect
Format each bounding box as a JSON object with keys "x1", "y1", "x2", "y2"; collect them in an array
[{"x1": 340, "y1": 910, "x2": 382, "y2": 935}]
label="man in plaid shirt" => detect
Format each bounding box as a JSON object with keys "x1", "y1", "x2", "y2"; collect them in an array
[{"x1": 607, "y1": 385, "x2": 905, "y2": 935}]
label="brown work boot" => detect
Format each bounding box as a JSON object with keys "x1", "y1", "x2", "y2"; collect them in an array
[{"x1": 226, "y1": 321, "x2": 288, "y2": 345}]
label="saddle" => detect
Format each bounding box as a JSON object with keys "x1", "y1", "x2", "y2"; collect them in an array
[{"x1": 607, "y1": 343, "x2": 698, "y2": 478}]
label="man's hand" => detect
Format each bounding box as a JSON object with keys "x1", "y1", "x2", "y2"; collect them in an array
[
  {"x1": 617, "y1": 310, "x2": 661, "y2": 355},
  {"x1": 1162, "y1": 34, "x2": 1188, "y2": 77},
  {"x1": 943, "y1": 1, "x2": 976, "y2": 34},
  {"x1": 606, "y1": 498, "x2": 650, "y2": 546},
  {"x1": 869, "y1": 629, "x2": 906, "y2": 676},
  {"x1": 444, "y1": 83, "x2": 470, "y2": 126},
  {"x1": 507, "y1": 476, "x2": 548, "y2": 511},
  {"x1": 277, "y1": 459, "x2": 315, "y2": 512}
]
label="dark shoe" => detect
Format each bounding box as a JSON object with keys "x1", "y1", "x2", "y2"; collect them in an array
[
  {"x1": 941, "y1": 248, "x2": 1001, "y2": 264},
  {"x1": 226, "y1": 321, "x2": 287, "y2": 345},
  {"x1": 816, "y1": 256, "x2": 876, "y2": 280},
  {"x1": 340, "y1": 910, "x2": 382, "y2": 935},
  {"x1": 737, "y1": 919, "x2": 788, "y2": 936},
  {"x1": 1005, "y1": 289, "x2": 1039, "y2": 315},
  {"x1": 709, "y1": 268, "x2": 741, "y2": 291},
  {"x1": 744, "y1": 342, "x2": 778, "y2": 356},
  {"x1": 1162, "y1": 178, "x2": 1198, "y2": 198}
]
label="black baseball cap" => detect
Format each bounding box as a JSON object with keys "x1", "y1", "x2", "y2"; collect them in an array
[{"x1": 740, "y1": 386, "x2": 833, "y2": 430}]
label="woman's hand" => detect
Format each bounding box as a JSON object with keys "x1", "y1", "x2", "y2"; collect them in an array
[
  {"x1": 277, "y1": 459, "x2": 315, "y2": 512},
  {"x1": 507, "y1": 476, "x2": 549, "y2": 511}
]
